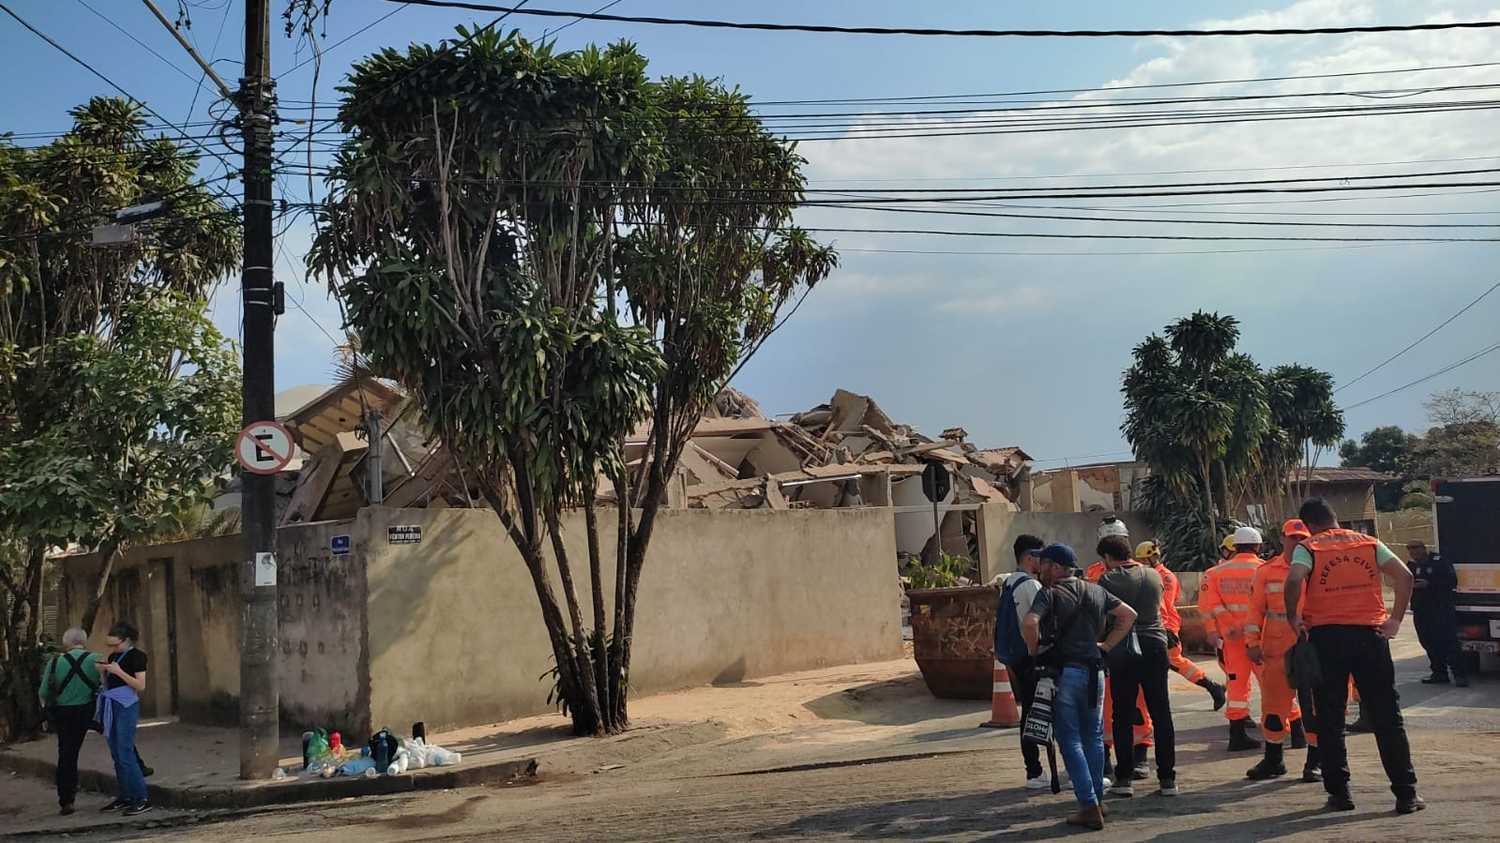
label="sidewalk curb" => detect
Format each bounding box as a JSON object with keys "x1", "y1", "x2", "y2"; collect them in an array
[{"x1": 0, "y1": 749, "x2": 538, "y2": 810}]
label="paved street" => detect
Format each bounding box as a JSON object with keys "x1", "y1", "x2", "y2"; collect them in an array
[{"x1": 5, "y1": 628, "x2": 1498, "y2": 842}]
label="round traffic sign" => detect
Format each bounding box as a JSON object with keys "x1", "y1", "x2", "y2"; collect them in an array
[{"x1": 236, "y1": 420, "x2": 296, "y2": 475}]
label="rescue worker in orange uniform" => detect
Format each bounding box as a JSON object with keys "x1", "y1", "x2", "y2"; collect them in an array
[
  {"x1": 1135, "y1": 540, "x2": 1228, "y2": 710},
  {"x1": 1245, "y1": 520, "x2": 1316, "y2": 782},
  {"x1": 1091, "y1": 517, "x2": 1152, "y2": 783},
  {"x1": 1285, "y1": 497, "x2": 1424, "y2": 815},
  {"x1": 1197, "y1": 527, "x2": 1266, "y2": 751}
]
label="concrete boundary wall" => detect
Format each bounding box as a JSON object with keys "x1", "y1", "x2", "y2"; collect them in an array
[
  {"x1": 975, "y1": 506, "x2": 1152, "y2": 582},
  {"x1": 362, "y1": 505, "x2": 903, "y2": 732}
]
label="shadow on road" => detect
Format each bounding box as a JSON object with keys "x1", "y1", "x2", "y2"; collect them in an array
[
  {"x1": 804, "y1": 674, "x2": 987, "y2": 726},
  {"x1": 753, "y1": 773, "x2": 1380, "y2": 841}
]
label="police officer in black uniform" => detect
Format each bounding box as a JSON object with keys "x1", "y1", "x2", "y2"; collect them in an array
[{"x1": 1409, "y1": 540, "x2": 1468, "y2": 687}]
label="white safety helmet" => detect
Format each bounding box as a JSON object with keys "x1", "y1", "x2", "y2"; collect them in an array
[
  {"x1": 1098, "y1": 517, "x2": 1130, "y2": 540},
  {"x1": 1232, "y1": 526, "x2": 1264, "y2": 546}
]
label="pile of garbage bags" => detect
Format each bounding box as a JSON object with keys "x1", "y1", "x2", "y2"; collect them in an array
[{"x1": 288, "y1": 724, "x2": 462, "y2": 781}]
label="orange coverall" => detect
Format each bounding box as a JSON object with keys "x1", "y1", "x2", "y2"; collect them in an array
[
  {"x1": 1087, "y1": 561, "x2": 1153, "y2": 748},
  {"x1": 1153, "y1": 561, "x2": 1208, "y2": 685},
  {"x1": 1198, "y1": 551, "x2": 1263, "y2": 722},
  {"x1": 1244, "y1": 552, "x2": 1304, "y2": 744}
]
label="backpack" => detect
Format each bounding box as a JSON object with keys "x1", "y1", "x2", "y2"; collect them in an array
[{"x1": 994, "y1": 572, "x2": 1033, "y2": 665}]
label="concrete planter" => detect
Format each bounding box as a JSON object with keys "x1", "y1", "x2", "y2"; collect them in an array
[{"x1": 907, "y1": 585, "x2": 998, "y2": 700}]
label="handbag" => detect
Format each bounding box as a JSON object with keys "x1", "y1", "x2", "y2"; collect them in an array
[{"x1": 1286, "y1": 634, "x2": 1323, "y2": 690}]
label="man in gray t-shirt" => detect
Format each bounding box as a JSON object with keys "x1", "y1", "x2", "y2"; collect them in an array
[
  {"x1": 1096, "y1": 535, "x2": 1177, "y2": 797},
  {"x1": 1099, "y1": 555, "x2": 1168, "y2": 645}
]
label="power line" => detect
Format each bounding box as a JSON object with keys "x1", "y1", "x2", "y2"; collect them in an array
[
  {"x1": 75, "y1": 0, "x2": 201, "y2": 86},
  {"x1": 750, "y1": 61, "x2": 1500, "y2": 105},
  {"x1": 811, "y1": 201, "x2": 1500, "y2": 229},
  {"x1": 794, "y1": 225, "x2": 1500, "y2": 243},
  {"x1": 276, "y1": 4, "x2": 406, "y2": 80},
  {"x1": 542, "y1": 0, "x2": 622, "y2": 39},
  {"x1": 1343, "y1": 342, "x2": 1500, "y2": 411},
  {"x1": 0, "y1": 3, "x2": 240, "y2": 176},
  {"x1": 1335, "y1": 281, "x2": 1500, "y2": 394},
  {"x1": 386, "y1": 2, "x2": 1500, "y2": 39}
]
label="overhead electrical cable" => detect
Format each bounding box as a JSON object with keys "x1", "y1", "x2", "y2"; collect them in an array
[
  {"x1": 385, "y1": 2, "x2": 1500, "y2": 39},
  {"x1": 1335, "y1": 280, "x2": 1500, "y2": 393},
  {"x1": 1342, "y1": 342, "x2": 1500, "y2": 411}
]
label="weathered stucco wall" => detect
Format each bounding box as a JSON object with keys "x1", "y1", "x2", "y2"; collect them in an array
[
  {"x1": 56, "y1": 521, "x2": 365, "y2": 730},
  {"x1": 362, "y1": 506, "x2": 903, "y2": 732},
  {"x1": 975, "y1": 506, "x2": 1152, "y2": 582}
]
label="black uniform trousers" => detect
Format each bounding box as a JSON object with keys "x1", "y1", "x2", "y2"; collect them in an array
[{"x1": 1309, "y1": 625, "x2": 1417, "y2": 800}]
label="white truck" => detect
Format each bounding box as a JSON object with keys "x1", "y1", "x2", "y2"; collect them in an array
[{"x1": 1434, "y1": 477, "x2": 1500, "y2": 673}]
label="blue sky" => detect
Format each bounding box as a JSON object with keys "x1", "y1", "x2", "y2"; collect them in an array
[{"x1": 5, "y1": 0, "x2": 1499, "y2": 468}]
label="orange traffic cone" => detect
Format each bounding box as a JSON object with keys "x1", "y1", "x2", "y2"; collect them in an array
[{"x1": 981, "y1": 658, "x2": 1021, "y2": 729}]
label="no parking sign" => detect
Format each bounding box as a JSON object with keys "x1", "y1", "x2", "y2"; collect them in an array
[{"x1": 235, "y1": 420, "x2": 295, "y2": 475}]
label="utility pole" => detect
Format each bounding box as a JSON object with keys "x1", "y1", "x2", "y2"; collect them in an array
[
  {"x1": 144, "y1": 0, "x2": 280, "y2": 779},
  {"x1": 237, "y1": 0, "x2": 280, "y2": 780}
]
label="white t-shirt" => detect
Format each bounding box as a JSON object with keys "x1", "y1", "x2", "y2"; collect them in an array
[{"x1": 1004, "y1": 571, "x2": 1043, "y2": 627}]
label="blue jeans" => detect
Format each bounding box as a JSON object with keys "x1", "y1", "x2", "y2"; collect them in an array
[
  {"x1": 1053, "y1": 665, "x2": 1106, "y2": 808},
  {"x1": 106, "y1": 701, "x2": 147, "y2": 804}
]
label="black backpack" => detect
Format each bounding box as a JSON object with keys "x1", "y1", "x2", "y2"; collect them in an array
[{"x1": 368, "y1": 728, "x2": 398, "y2": 772}]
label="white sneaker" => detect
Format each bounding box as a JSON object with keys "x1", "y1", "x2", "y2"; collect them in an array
[
  {"x1": 1110, "y1": 781, "x2": 1135, "y2": 798},
  {"x1": 1026, "y1": 774, "x2": 1049, "y2": 790},
  {"x1": 1101, "y1": 775, "x2": 1112, "y2": 789}
]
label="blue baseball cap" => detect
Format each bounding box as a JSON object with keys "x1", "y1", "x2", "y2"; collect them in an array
[{"x1": 1037, "y1": 543, "x2": 1078, "y2": 568}]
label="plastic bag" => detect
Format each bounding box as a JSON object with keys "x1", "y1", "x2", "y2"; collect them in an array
[{"x1": 337, "y1": 757, "x2": 377, "y2": 777}]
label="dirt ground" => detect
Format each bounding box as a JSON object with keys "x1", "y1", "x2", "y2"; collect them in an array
[{"x1": 5, "y1": 629, "x2": 1497, "y2": 842}]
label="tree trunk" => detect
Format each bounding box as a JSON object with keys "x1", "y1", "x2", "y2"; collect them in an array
[
  {"x1": 545, "y1": 508, "x2": 605, "y2": 736},
  {"x1": 81, "y1": 536, "x2": 122, "y2": 636},
  {"x1": 609, "y1": 469, "x2": 631, "y2": 725},
  {"x1": 0, "y1": 541, "x2": 47, "y2": 741},
  {"x1": 583, "y1": 484, "x2": 611, "y2": 731}
]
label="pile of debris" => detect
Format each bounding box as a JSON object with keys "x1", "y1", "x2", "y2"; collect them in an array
[{"x1": 786, "y1": 389, "x2": 1030, "y2": 508}]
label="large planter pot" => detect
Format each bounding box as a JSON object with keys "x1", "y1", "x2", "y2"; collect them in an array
[
  {"x1": 907, "y1": 585, "x2": 998, "y2": 700},
  {"x1": 1177, "y1": 605, "x2": 1213, "y2": 655}
]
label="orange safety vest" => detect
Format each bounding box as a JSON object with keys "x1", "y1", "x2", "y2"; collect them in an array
[
  {"x1": 1245, "y1": 553, "x2": 1297, "y2": 655},
  {"x1": 1198, "y1": 552, "x2": 1262, "y2": 637},
  {"x1": 1085, "y1": 561, "x2": 1106, "y2": 583},
  {"x1": 1301, "y1": 529, "x2": 1387, "y2": 628},
  {"x1": 1152, "y1": 561, "x2": 1183, "y2": 634}
]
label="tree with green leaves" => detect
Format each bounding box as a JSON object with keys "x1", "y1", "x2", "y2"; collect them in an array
[
  {"x1": 1123, "y1": 312, "x2": 1343, "y2": 569},
  {"x1": 311, "y1": 30, "x2": 834, "y2": 735},
  {"x1": 0, "y1": 98, "x2": 239, "y2": 741},
  {"x1": 1340, "y1": 425, "x2": 1418, "y2": 510}
]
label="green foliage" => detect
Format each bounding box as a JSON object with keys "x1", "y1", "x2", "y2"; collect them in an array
[
  {"x1": 1123, "y1": 312, "x2": 1343, "y2": 570},
  {"x1": 1398, "y1": 481, "x2": 1435, "y2": 511},
  {"x1": 902, "y1": 552, "x2": 973, "y2": 589},
  {"x1": 310, "y1": 30, "x2": 834, "y2": 736},
  {"x1": 0, "y1": 99, "x2": 239, "y2": 741}
]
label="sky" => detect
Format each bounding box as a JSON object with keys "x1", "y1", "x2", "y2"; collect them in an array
[{"x1": 4, "y1": 0, "x2": 1500, "y2": 469}]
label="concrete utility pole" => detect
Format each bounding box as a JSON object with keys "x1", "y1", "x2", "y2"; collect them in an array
[{"x1": 237, "y1": 0, "x2": 280, "y2": 780}]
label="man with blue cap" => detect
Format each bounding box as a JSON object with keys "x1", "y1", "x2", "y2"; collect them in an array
[{"x1": 1023, "y1": 543, "x2": 1139, "y2": 831}]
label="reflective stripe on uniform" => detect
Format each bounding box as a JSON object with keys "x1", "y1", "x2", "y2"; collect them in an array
[
  {"x1": 1226, "y1": 701, "x2": 1250, "y2": 711},
  {"x1": 1243, "y1": 624, "x2": 1261, "y2": 634},
  {"x1": 1266, "y1": 582, "x2": 1284, "y2": 593},
  {"x1": 1266, "y1": 612, "x2": 1287, "y2": 622},
  {"x1": 994, "y1": 682, "x2": 1011, "y2": 693},
  {"x1": 1227, "y1": 602, "x2": 1250, "y2": 612},
  {"x1": 1211, "y1": 607, "x2": 1228, "y2": 616}
]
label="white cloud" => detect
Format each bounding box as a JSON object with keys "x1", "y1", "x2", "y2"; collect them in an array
[{"x1": 934, "y1": 285, "x2": 1055, "y2": 316}]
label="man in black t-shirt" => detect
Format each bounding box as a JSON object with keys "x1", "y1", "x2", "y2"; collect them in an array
[{"x1": 1023, "y1": 544, "x2": 1137, "y2": 831}]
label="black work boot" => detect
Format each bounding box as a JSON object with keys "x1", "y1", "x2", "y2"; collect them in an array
[
  {"x1": 1132, "y1": 743, "x2": 1150, "y2": 780},
  {"x1": 1301, "y1": 746, "x2": 1322, "y2": 783},
  {"x1": 1246, "y1": 742, "x2": 1287, "y2": 780},
  {"x1": 1455, "y1": 673, "x2": 1471, "y2": 688},
  {"x1": 1421, "y1": 672, "x2": 1451, "y2": 685},
  {"x1": 1227, "y1": 719, "x2": 1261, "y2": 752},
  {"x1": 1198, "y1": 677, "x2": 1228, "y2": 711},
  {"x1": 1346, "y1": 701, "x2": 1374, "y2": 734},
  {"x1": 1289, "y1": 719, "x2": 1308, "y2": 750},
  {"x1": 1326, "y1": 789, "x2": 1356, "y2": 811}
]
